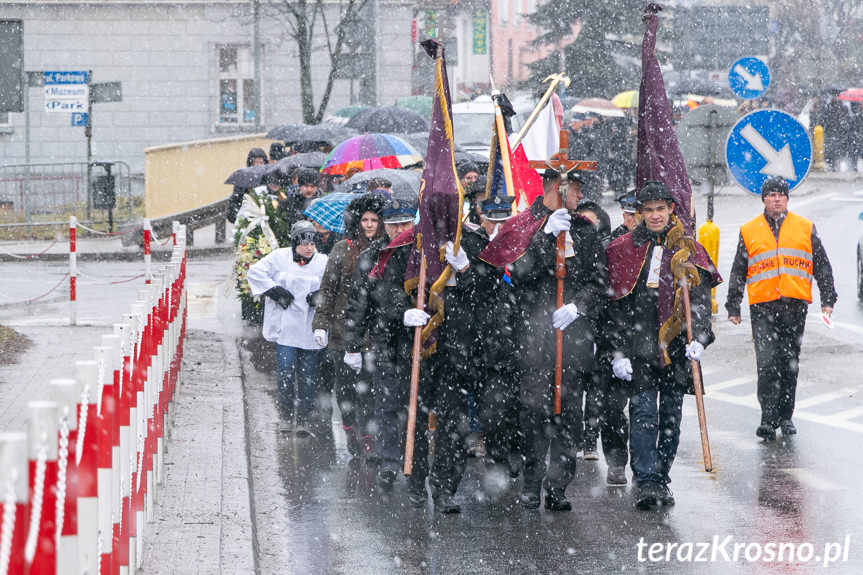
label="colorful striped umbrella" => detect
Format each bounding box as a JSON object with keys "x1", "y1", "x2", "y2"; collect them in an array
[{"x1": 321, "y1": 133, "x2": 423, "y2": 175}]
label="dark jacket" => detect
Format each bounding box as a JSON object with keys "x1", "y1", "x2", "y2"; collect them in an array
[
  {"x1": 227, "y1": 185, "x2": 247, "y2": 223},
  {"x1": 607, "y1": 225, "x2": 715, "y2": 394},
  {"x1": 438, "y1": 225, "x2": 517, "y2": 375},
  {"x1": 507, "y1": 198, "x2": 608, "y2": 376},
  {"x1": 725, "y1": 211, "x2": 837, "y2": 316},
  {"x1": 279, "y1": 190, "x2": 322, "y2": 228},
  {"x1": 343, "y1": 236, "x2": 414, "y2": 367},
  {"x1": 312, "y1": 239, "x2": 353, "y2": 351}
]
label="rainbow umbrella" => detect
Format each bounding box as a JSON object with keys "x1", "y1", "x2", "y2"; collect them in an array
[{"x1": 321, "y1": 133, "x2": 423, "y2": 175}]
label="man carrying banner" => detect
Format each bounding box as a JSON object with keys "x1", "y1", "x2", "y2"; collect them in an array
[{"x1": 481, "y1": 167, "x2": 607, "y2": 511}]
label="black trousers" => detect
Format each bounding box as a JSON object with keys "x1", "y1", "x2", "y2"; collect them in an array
[
  {"x1": 329, "y1": 349, "x2": 375, "y2": 436},
  {"x1": 584, "y1": 361, "x2": 629, "y2": 468},
  {"x1": 430, "y1": 363, "x2": 519, "y2": 496},
  {"x1": 519, "y1": 367, "x2": 586, "y2": 492},
  {"x1": 373, "y1": 360, "x2": 432, "y2": 489},
  {"x1": 750, "y1": 299, "x2": 808, "y2": 428}
]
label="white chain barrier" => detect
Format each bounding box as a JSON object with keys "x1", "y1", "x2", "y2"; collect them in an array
[
  {"x1": 23, "y1": 441, "x2": 47, "y2": 563},
  {"x1": 0, "y1": 471, "x2": 18, "y2": 575}
]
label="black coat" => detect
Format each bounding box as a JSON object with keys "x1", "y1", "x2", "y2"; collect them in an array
[
  {"x1": 343, "y1": 237, "x2": 414, "y2": 367},
  {"x1": 606, "y1": 226, "x2": 715, "y2": 394},
  {"x1": 438, "y1": 225, "x2": 517, "y2": 374},
  {"x1": 507, "y1": 199, "x2": 608, "y2": 377}
]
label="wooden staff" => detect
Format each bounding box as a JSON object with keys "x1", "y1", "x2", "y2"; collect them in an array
[
  {"x1": 554, "y1": 194, "x2": 566, "y2": 415},
  {"x1": 404, "y1": 253, "x2": 427, "y2": 475},
  {"x1": 680, "y1": 277, "x2": 713, "y2": 472}
]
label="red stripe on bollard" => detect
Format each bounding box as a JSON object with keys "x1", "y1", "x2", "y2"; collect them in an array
[
  {"x1": 26, "y1": 401, "x2": 58, "y2": 575},
  {"x1": 0, "y1": 431, "x2": 28, "y2": 575},
  {"x1": 50, "y1": 378, "x2": 79, "y2": 575}
]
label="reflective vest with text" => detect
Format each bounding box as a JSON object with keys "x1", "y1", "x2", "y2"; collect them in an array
[{"x1": 740, "y1": 212, "x2": 813, "y2": 305}]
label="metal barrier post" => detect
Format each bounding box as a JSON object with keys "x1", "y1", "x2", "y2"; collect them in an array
[
  {"x1": 69, "y1": 217, "x2": 77, "y2": 326},
  {"x1": 142, "y1": 220, "x2": 152, "y2": 285}
]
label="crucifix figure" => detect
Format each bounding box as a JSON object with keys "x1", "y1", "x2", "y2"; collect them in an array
[{"x1": 528, "y1": 129, "x2": 596, "y2": 415}]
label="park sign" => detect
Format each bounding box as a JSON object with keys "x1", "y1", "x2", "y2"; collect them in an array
[
  {"x1": 44, "y1": 70, "x2": 89, "y2": 113},
  {"x1": 726, "y1": 109, "x2": 812, "y2": 196}
]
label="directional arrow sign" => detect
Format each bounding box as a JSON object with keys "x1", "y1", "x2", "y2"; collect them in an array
[
  {"x1": 728, "y1": 57, "x2": 770, "y2": 100},
  {"x1": 726, "y1": 109, "x2": 812, "y2": 196}
]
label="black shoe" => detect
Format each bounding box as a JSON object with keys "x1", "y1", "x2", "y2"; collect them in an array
[
  {"x1": 377, "y1": 469, "x2": 396, "y2": 492},
  {"x1": 520, "y1": 484, "x2": 541, "y2": 509},
  {"x1": 659, "y1": 485, "x2": 675, "y2": 507},
  {"x1": 407, "y1": 483, "x2": 427, "y2": 508},
  {"x1": 756, "y1": 424, "x2": 777, "y2": 440},
  {"x1": 434, "y1": 492, "x2": 461, "y2": 514},
  {"x1": 343, "y1": 426, "x2": 362, "y2": 457},
  {"x1": 780, "y1": 420, "x2": 797, "y2": 435},
  {"x1": 635, "y1": 483, "x2": 662, "y2": 510},
  {"x1": 544, "y1": 489, "x2": 572, "y2": 511}
]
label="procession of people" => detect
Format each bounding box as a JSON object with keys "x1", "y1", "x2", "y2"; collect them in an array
[{"x1": 225, "y1": 9, "x2": 837, "y2": 516}]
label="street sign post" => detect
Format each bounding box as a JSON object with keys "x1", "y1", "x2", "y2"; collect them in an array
[
  {"x1": 676, "y1": 104, "x2": 739, "y2": 220},
  {"x1": 71, "y1": 112, "x2": 88, "y2": 126},
  {"x1": 726, "y1": 109, "x2": 812, "y2": 196},
  {"x1": 728, "y1": 57, "x2": 770, "y2": 100},
  {"x1": 43, "y1": 70, "x2": 89, "y2": 113}
]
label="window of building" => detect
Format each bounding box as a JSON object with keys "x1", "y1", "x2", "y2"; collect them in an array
[
  {"x1": 218, "y1": 45, "x2": 258, "y2": 125},
  {"x1": 498, "y1": 0, "x2": 508, "y2": 26}
]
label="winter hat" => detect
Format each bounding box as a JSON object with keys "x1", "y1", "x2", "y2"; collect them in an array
[
  {"x1": 290, "y1": 220, "x2": 318, "y2": 245},
  {"x1": 296, "y1": 167, "x2": 320, "y2": 187},
  {"x1": 458, "y1": 162, "x2": 480, "y2": 180},
  {"x1": 246, "y1": 148, "x2": 268, "y2": 167},
  {"x1": 761, "y1": 176, "x2": 789, "y2": 199},
  {"x1": 269, "y1": 142, "x2": 286, "y2": 162},
  {"x1": 637, "y1": 180, "x2": 673, "y2": 204}
]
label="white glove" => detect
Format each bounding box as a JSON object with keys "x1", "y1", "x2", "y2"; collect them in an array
[
  {"x1": 543, "y1": 208, "x2": 571, "y2": 236},
  {"x1": 444, "y1": 241, "x2": 469, "y2": 271},
  {"x1": 314, "y1": 329, "x2": 328, "y2": 348},
  {"x1": 612, "y1": 357, "x2": 633, "y2": 381},
  {"x1": 551, "y1": 303, "x2": 579, "y2": 330},
  {"x1": 343, "y1": 352, "x2": 362, "y2": 373},
  {"x1": 403, "y1": 308, "x2": 431, "y2": 327},
  {"x1": 685, "y1": 341, "x2": 704, "y2": 361}
]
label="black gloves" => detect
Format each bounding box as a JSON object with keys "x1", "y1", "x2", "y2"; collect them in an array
[
  {"x1": 306, "y1": 290, "x2": 321, "y2": 307},
  {"x1": 264, "y1": 286, "x2": 294, "y2": 309}
]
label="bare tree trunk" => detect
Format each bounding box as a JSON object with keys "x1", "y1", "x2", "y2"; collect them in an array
[{"x1": 295, "y1": 0, "x2": 316, "y2": 123}]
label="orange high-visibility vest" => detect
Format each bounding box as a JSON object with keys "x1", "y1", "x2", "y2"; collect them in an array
[{"x1": 740, "y1": 212, "x2": 814, "y2": 305}]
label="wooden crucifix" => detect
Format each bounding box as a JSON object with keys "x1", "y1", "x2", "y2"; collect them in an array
[{"x1": 528, "y1": 129, "x2": 596, "y2": 415}]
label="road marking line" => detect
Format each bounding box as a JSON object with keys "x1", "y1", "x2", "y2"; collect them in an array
[
  {"x1": 792, "y1": 191, "x2": 837, "y2": 209},
  {"x1": 705, "y1": 390, "x2": 760, "y2": 409},
  {"x1": 780, "y1": 468, "x2": 841, "y2": 491},
  {"x1": 794, "y1": 392, "x2": 846, "y2": 409},
  {"x1": 830, "y1": 405, "x2": 863, "y2": 421},
  {"x1": 705, "y1": 392, "x2": 863, "y2": 434},
  {"x1": 705, "y1": 376, "x2": 755, "y2": 391}
]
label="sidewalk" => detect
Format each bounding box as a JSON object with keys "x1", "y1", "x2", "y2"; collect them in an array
[
  {"x1": 0, "y1": 220, "x2": 234, "y2": 263},
  {"x1": 0, "y1": 325, "x2": 256, "y2": 574}
]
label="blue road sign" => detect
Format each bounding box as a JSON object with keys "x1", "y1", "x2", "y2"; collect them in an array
[
  {"x1": 726, "y1": 109, "x2": 812, "y2": 196},
  {"x1": 44, "y1": 71, "x2": 90, "y2": 85},
  {"x1": 728, "y1": 57, "x2": 770, "y2": 100},
  {"x1": 71, "y1": 112, "x2": 89, "y2": 127}
]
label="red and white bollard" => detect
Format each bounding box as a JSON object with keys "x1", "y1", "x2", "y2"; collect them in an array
[
  {"x1": 142, "y1": 219, "x2": 152, "y2": 285},
  {"x1": 49, "y1": 379, "x2": 79, "y2": 575},
  {"x1": 100, "y1": 334, "x2": 122, "y2": 575},
  {"x1": 114, "y1": 320, "x2": 134, "y2": 575},
  {"x1": 0, "y1": 432, "x2": 28, "y2": 575},
  {"x1": 171, "y1": 221, "x2": 179, "y2": 247},
  {"x1": 74, "y1": 360, "x2": 99, "y2": 575},
  {"x1": 69, "y1": 216, "x2": 77, "y2": 326},
  {"x1": 25, "y1": 401, "x2": 58, "y2": 574}
]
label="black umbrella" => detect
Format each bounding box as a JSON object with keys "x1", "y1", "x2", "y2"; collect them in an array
[
  {"x1": 266, "y1": 123, "x2": 357, "y2": 146},
  {"x1": 403, "y1": 131, "x2": 468, "y2": 158},
  {"x1": 269, "y1": 152, "x2": 327, "y2": 172},
  {"x1": 345, "y1": 106, "x2": 430, "y2": 134},
  {"x1": 335, "y1": 168, "x2": 421, "y2": 199},
  {"x1": 224, "y1": 165, "x2": 269, "y2": 188}
]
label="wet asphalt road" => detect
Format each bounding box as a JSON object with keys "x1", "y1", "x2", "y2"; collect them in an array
[{"x1": 3, "y1": 181, "x2": 863, "y2": 573}]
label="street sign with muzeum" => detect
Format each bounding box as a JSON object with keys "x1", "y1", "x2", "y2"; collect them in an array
[{"x1": 725, "y1": 109, "x2": 812, "y2": 196}]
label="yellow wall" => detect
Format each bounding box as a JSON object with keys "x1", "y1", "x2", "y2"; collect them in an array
[{"x1": 144, "y1": 134, "x2": 276, "y2": 219}]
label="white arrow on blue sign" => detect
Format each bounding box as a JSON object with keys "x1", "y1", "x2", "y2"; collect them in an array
[
  {"x1": 728, "y1": 57, "x2": 770, "y2": 100},
  {"x1": 725, "y1": 109, "x2": 812, "y2": 196}
]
